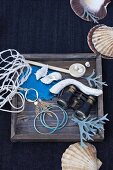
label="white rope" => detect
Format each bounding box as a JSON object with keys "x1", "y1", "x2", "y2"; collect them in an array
[{"x1": 0, "y1": 49, "x2": 32, "y2": 112}]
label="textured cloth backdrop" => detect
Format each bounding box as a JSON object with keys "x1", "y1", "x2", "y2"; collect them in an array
[{"x1": 0, "y1": 0, "x2": 113, "y2": 170}]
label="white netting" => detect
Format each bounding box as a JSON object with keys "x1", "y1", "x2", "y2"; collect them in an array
[{"x1": 0, "y1": 49, "x2": 32, "y2": 112}]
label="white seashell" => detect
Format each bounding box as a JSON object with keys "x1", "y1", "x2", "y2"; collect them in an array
[
  {"x1": 92, "y1": 25, "x2": 113, "y2": 58},
  {"x1": 50, "y1": 79, "x2": 102, "y2": 96},
  {"x1": 61, "y1": 142, "x2": 102, "y2": 170},
  {"x1": 85, "y1": 61, "x2": 90, "y2": 67},
  {"x1": 69, "y1": 63, "x2": 86, "y2": 78},
  {"x1": 70, "y1": 0, "x2": 110, "y2": 22},
  {"x1": 88, "y1": 25, "x2": 113, "y2": 58},
  {"x1": 87, "y1": 25, "x2": 103, "y2": 53},
  {"x1": 35, "y1": 65, "x2": 48, "y2": 80},
  {"x1": 80, "y1": 0, "x2": 105, "y2": 13},
  {"x1": 41, "y1": 72, "x2": 62, "y2": 84}
]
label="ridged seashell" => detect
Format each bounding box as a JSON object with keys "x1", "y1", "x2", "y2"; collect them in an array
[
  {"x1": 61, "y1": 142, "x2": 102, "y2": 170},
  {"x1": 88, "y1": 25, "x2": 113, "y2": 58},
  {"x1": 87, "y1": 24, "x2": 104, "y2": 53},
  {"x1": 70, "y1": 0, "x2": 110, "y2": 22},
  {"x1": 35, "y1": 65, "x2": 48, "y2": 80},
  {"x1": 41, "y1": 72, "x2": 62, "y2": 84}
]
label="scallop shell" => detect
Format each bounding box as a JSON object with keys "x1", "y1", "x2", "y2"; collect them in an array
[
  {"x1": 88, "y1": 25, "x2": 113, "y2": 58},
  {"x1": 61, "y1": 142, "x2": 102, "y2": 170},
  {"x1": 41, "y1": 72, "x2": 62, "y2": 84},
  {"x1": 35, "y1": 65, "x2": 48, "y2": 80},
  {"x1": 70, "y1": 0, "x2": 110, "y2": 22},
  {"x1": 87, "y1": 25, "x2": 104, "y2": 53}
]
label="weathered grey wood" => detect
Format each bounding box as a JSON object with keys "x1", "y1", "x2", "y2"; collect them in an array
[
  {"x1": 96, "y1": 55, "x2": 104, "y2": 139},
  {"x1": 11, "y1": 53, "x2": 104, "y2": 142},
  {"x1": 24, "y1": 53, "x2": 96, "y2": 61},
  {"x1": 11, "y1": 95, "x2": 18, "y2": 139}
]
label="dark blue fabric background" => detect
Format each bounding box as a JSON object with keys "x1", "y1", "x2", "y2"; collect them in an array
[{"x1": 0, "y1": 0, "x2": 113, "y2": 170}]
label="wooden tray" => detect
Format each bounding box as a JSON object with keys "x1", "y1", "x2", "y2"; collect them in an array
[{"x1": 11, "y1": 53, "x2": 104, "y2": 142}]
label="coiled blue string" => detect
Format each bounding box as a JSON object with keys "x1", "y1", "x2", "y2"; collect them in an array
[
  {"x1": 34, "y1": 105, "x2": 68, "y2": 134},
  {"x1": 40, "y1": 105, "x2": 68, "y2": 130},
  {"x1": 34, "y1": 110, "x2": 59, "y2": 134},
  {"x1": 19, "y1": 88, "x2": 68, "y2": 134}
]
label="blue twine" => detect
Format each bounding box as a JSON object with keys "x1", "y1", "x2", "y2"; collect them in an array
[
  {"x1": 34, "y1": 110, "x2": 59, "y2": 134},
  {"x1": 40, "y1": 105, "x2": 68, "y2": 130},
  {"x1": 34, "y1": 105, "x2": 68, "y2": 134}
]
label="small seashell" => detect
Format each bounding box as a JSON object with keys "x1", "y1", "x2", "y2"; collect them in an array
[
  {"x1": 88, "y1": 25, "x2": 113, "y2": 58},
  {"x1": 35, "y1": 65, "x2": 48, "y2": 80},
  {"x1": 69, "y1": 63, "x2": 86, "y2": 78},
  {"x1": 70, "y1": 0, "x2": 110, "y2": 23},
  {"x1": 85, "y1": 61, "x2": 90, "y2": 67},
  {"x1": 61, "y1": 142, "x2": 102, "y2": 170},
  {"x1": 41, "y1": 72, "x2": 62, "y2": 84}
]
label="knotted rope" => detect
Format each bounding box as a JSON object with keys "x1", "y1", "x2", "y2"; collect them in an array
[{"x1": 0, "y1": 49, "x2": 31, "y2": 112}]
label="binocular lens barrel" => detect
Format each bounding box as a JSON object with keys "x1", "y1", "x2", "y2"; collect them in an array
[
  {"x1": 57, "y1": 85, "x2": 96, "y2": 120},
  {"x1": 75, "y1": 96, "x2": 96, "y2": 120},
  {"x1": 57, "y1": 85, "x2": 77, "y2": 108}
]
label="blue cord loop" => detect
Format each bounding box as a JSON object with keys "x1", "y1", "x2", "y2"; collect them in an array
[
  {"x1": 34, "y1": 104, "x2": 68, "y2": 134},
  {"x1": 19, "y1": 88, "x2": 68, "y2": 134},
  {"x1": 34, "y1": 110, "x2": 59, "y2": 134}
]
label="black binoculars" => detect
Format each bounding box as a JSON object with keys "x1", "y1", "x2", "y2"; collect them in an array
[{"x1": 57, "y1": 85, "x2": 96, "y2": 120}]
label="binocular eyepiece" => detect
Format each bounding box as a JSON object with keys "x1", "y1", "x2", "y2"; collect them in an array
[
  {"x1": 57, "y1": 85, "x2": 96, "y2": 120},
  {"x1": 57, "y1": 85, "x2": 77, "y2": 108}
]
